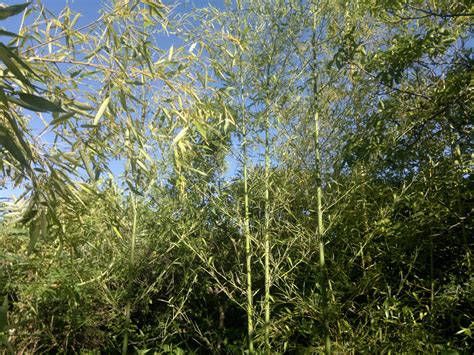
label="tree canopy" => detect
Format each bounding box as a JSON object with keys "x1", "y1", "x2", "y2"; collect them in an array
[{"x1": 1, "y1": 0, "x2": 472, "y2": 353}]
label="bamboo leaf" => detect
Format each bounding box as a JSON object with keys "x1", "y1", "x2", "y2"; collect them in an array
[
  {"x1": 3, "y1": 110, "x2": 33, "y2": 158},
  {"x1": 112, "y1": 226, "x2": 123, "y2": 239},
  {"x1": 5, "y1": 44, "x2": 36, "y2": 75},
  {"x1": 28, "y1": 220, "x2": 40, "y2": 254},
  {"x1": 72, "y1": 101, "x2": 94, "y2": 111},
  {"x1": 195, "y1": 121, "x2": 207, "y2": 140},
  {"x1": 0, "y1": 296, "x2": 7, "y2": 330},
  {"x1": 172, "y1": 127, "x2": 188, "y2": 146},
  {"x1": 0, "y1": 29, "x2": 21, "y2": 38},
  {"x1": 40, "y1": 210, "x2": 47, "y2": 239},
  {"x1": 18, "y1": 93, "x2": 64, "y2": 112},
  {"x1": 79, "y1": 149, "x2": 95, "y2": 180},
  {"x1": 189, "y1": 42, "x2": 197, "y2": 53},
  {"x1": 50, "y1": 112, "x2": 75, "y2": 126},
  {"x1": 7, "y1": 96, "x2": 46, "y2": 112},
  {"x1": 93, "y1": 96, "x2": 110, "y2": 125},
  {"x1": 0, "y1": 3, "x2": 29, "y2": 21},
  {"x1": 0, "y1": 44, "x2": 30, "y2": 86},
  {"x1": 0, "y1": 125, "x2": 29, "y2": 169},
  {"x1": 136, "y1": 159, "x2": 148, "y2": 172},
  {"x1": 19, "y1": 199, "x2": 37, "y2": 224}
]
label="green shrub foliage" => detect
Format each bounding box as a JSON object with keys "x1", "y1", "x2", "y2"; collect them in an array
[{"x1": 1, "y1": 0, "x2": 472, "y2": 353}]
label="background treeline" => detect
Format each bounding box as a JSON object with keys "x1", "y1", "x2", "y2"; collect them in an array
[{"x1": 0, "y1": 0, "x2": 472, "y2": 353}]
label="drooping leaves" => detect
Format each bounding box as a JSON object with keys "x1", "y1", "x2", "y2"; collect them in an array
[{"x1": 0, "y1": 3, "x2": 29, "y2": 21}]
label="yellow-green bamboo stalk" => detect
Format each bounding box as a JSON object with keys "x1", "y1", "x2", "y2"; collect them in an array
[
  {"x1": 314, "y1": 111, "x2": 330, "y2": 355},
  {"x1": 122, "y1": 194, "x2": 137, "y2": 355},
  {"x1": 264, "y1": 99, "x2": 271, "y2": 353},
  {"x1": 243, "y1": 111, "x2": 254, "y2": 354},
  {"x1": 240, "y1": 58, "x2": 254, "y2": 353},
  {"x1": 454, "y1": 143, "x2": 471, "y2": 275},
  {"x1": 312, "y1": 9, "x2": 331, "y2": 355}
]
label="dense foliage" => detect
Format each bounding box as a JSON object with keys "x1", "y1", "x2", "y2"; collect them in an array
[{"x1": 1, "y1": 0, "x2": 472, "y2": 353}]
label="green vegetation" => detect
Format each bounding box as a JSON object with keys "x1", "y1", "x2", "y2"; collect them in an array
[{"x1": 1, "y1": 0, "x2": 472, "y2": 353}]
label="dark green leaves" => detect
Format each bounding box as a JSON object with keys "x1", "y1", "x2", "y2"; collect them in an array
[
  {"x1": 0, "y1": 296, "x2": 13, "y2": 354},
  {"x1": 0, "y1": 44, "x2": 30, "y2": 86},
  {"x1": 27, "y1": 219, "x2": 40, "y2": 254},
  {"x1": 0, "y1": 296, "x2": 7, "y2": 331},
  {"x1": 0, "y1": 29, "x2": 21, "y2": 38},
  {"x1": 0, "y1": 3, "x2": 29, "y2": 21},
  {"x1": 18, "y1": 93, "x2": 64, "y2": 112},
  {"x1": 0, "y1": 123, "x2": 29, "y2": 169}
]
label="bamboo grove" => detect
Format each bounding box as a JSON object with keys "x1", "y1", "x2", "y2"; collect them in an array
[{"x1": 0, "y1": 0, "x2": 472, "y2": 353}]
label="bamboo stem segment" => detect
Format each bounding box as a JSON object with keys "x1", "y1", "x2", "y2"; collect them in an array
[
  {"x1": 315, "y1": 111, "x2": 331, "y2": 355},
  {"x1": 122, "y1": 194, "x2": 137, "y2": 355},
  {"x1": 312, "y1": 7, "x2": 331, "y2": 354},
  {"x1": 264, "y1": 101, "x2": 271, "y2": 353},
  {"x1": 241, "y1": 69, "x2": 254, "y2": 354}
]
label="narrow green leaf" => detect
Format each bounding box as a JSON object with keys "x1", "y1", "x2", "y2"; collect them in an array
[
  {"x1": 0, "y1": 125, "x2": 29, "y2": 169},
  {"x1": 3, "y1": 110, "x2": 33, "y2": 158},
  {"x1": 19, "y1": 93, "x2": 64, "y2": 112},
  {"x1": 0, "y1": 3, "x2": 29, "y2": 21},
  {"x1": 3, "y1": 44, "x2": 36, "y2": 75},
  {"x1": 50, "y1": 112, "x2": 75, "y2": 126},
  {"x1": 189, "y1": 42, "x2": 197, "y2": 53},
  {"x1": 172, "y1": 127, "x2": 188, "y2": 145},
  {"x1": 0, "y1": 44, "x2": 30, "y2": 86},
  {"x1": 0, "y1": 29, "x2": 21, "y2": 38},
  {"x1": 79, "y1": 149, "x2": 95, "y2": 180},
  {"x1": 112, "y1": 225, "x2": 123, "y2": 239},
  {"x1": 93, "y1": 96, "x2": 110, "y2": 125},
  {"x1": 69, "y1": 69, "x2": 82, "y2": 78},
  {"x1": 28, "y1": 221, "x2": 40, "y2": 254},
  {"x1": 72, "y1": 101, "x2": 94, "y2": 110},
  {"x1": 8, "y1": 96, "x2": 47, "y2": 112},
  {"x1": 40, "y1": 210, "x2": 47, "y2": 239},
  {"x1": 195, "y1": 121, "x2": 207, "y2": 140},
  {"x1": 188, "y1": 166, "x2": 207, "y2": 176},
  {"x1": 0, "y1": 296, "x2": 7, "y2": 330},
  {"x1": 126, "y1": 179, "x2": 144, "y2": 196},
  {"x1": 19, "y1": 199, "x2": 37, "y2": 223},
  {"x1": 125, "y1": 80, "x2": 144, "y2": 86}
]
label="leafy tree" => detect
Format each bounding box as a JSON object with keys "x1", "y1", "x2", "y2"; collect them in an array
[{"x1": 1, "y1": 0, "x2": 472, "y2": 353}]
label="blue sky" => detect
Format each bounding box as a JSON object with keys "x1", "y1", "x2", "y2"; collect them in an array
[{"x1": 3, "y1": 0, "x2": 102, "y2": 31}]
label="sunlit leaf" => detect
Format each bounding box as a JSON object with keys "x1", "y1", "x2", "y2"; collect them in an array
[
  {"x1": 172, "y1": 126, "x2": 188, "y2": 146},
  {"x1": 79, "y1": 149, "x2": 95, "y2": 180},
  {"x1": 50, "y1": 112, "x2": 75, "y2": 126},
  {"x1": 0, "y1": 44, "x2": 30, "y2": 86},
  {"x1": 189, "y1": 42, "x2": 197, "y2": 53},
  {"x1": 93, "y1": 96, "x2": 110, "y2": 125}
]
